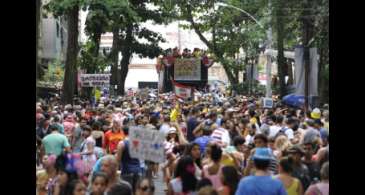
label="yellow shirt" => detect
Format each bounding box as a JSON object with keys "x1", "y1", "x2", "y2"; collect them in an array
[
  {"x1": 95, "y1": 89, "x2": 101, "y2": 101},
  {"x1": 286, "y1": 178, "x2": 300, "y2": 195},
  {"x1": 220, "y1": 153, "x2": 236, "y2": 167},
  {"x1": 250, "y1": 117, "x2": 257, "y2": 125}
]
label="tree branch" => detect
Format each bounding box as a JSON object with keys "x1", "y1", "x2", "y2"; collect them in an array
[{"x1": 186, "y1": 4, "x2": 213, "y2": 50}]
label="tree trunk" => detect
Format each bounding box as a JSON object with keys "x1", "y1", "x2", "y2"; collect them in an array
[
  {"x1": 302, "y1": 0, "x2": 315, "y2": 111},
  {"x1": 92, "y1": 32, "x2": 101, "y2": 58},
  {"x1": 62, "y1": 6, "x2": 79, "y2": 104},
  {"x1": 318, "y1": 16, "x2": 329, "y2": 104},
  {"x1": 119, "y1": 23, "x2": 134, "y2": 96},
  {"x1": 276, "y1": 0, "x2": 286, "y2": 98},
  {"x1": 218, "y1": 57, "x2": 239, "y2": 90},
  {"x1": 318, "y1": 47, "x2": 324, "y2": 103},
  {"x1": 110, "y1": 27, "x2": 120, "y2": 93},
  {"x1": 318, "y1": 43, "x2": 328, "y2": 104}
]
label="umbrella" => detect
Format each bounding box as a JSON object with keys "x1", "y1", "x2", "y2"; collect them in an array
[{"x1": 282, "y1": 94, "x2": 305, "y2": 108}]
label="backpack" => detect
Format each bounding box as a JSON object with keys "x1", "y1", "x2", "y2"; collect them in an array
[{"x1": 275, "y1": 126, "x2": 289, "y2": 139}]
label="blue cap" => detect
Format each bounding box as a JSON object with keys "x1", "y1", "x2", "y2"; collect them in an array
[{"x1": 252, "y1": 147, "x2": 272, "y2": 161}]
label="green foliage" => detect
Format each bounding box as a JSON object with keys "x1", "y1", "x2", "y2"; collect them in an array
[
  {"x1": 78, "y1": 41, "x2": 109, "y2": 73},
  {"x1": 229, "y1": 80, "x2": 266, "y2": 95},
  {"x1": 84, "y1": 1, "x2": 109, "y2": 38},
  {"x1": 43, "y1": 59, "x2": 65, "y2": 82},
  {"x1": 118, "y1": 1, "x2": 168, "y2": 59},
  {"x1": 44, "y1": 0, "x2": 86, "y2": 17}
]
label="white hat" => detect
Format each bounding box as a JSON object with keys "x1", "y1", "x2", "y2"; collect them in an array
[
  {"x1": 168, "y1": 127, "x2": 177, "y2": 134},
  {"x1": 65, "y1": 104, "x2": 72, "y2": 110}
]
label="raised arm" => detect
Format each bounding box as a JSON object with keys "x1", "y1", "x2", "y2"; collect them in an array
[
  {"x1": 193, "y1": 122, "x2": 204, "y2": 137},
  {"x1": 172, "y1": 122, "x2": 188, "y2": 145}
]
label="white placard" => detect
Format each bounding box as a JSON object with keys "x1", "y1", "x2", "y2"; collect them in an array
[
  {"x1": 128, "y1": 126, "x2": 165, "y2": 163},
  {"x1": 80, "y1": 74, "x2": 110, "y2": 87}
]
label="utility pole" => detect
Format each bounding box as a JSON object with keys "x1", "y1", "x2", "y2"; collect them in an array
[{"x1": 266, "y1": 0, "x2": 273, "y2": 98}]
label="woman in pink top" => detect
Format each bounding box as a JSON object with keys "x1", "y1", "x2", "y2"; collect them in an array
[{"x1": 202, "y1": 144, "x2": 223, "y2": 189}]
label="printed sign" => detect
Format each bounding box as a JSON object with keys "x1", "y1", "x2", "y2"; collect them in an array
[
  {"x1": 174, "y1": 58, "x2": 201, "y2": 81},
  {"x1": 263, "y1": 98, "x2": 273, "y2": 108},
  {"x1": 128, "y1": 126, "x2": 165, "y2": 163},
  {"x1": 80, "y1": 74, "x2": 110, "y2": 87}
]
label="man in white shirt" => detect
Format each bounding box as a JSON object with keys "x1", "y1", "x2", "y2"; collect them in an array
[
  {"x1": 268, "y1": 115, "x2": 284, "y2": 138},
  {"x1": 279, "y1": 117, "x2": 295, "y2": 142}
]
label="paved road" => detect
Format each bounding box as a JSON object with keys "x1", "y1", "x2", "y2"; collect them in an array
[{"x1": 152, "y1": 165, "x2": 166, "y2": 195}]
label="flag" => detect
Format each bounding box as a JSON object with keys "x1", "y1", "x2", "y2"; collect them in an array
[
  {"x1": 172, "y1": 80, "x2": 192, "y2": 99},
  {"x1": 170, "y1": 106, "x2": 179, "y2": 122}
]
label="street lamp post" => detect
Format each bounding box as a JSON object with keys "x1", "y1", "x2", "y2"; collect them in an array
[{"x1": 216, "y1": 2, "x2": 272, "y2": 98}]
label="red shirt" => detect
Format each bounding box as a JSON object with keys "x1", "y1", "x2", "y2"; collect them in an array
[{"x1": 104, "y1": 129, "x2": 125, "y2": 154}]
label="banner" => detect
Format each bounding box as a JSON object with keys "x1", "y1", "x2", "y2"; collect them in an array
[
  {"x1": 174, "y1": 58, "x2": 201, "y2": 81},
  {"x1": 80, "y1": 74, "x2": 111, "y2": 87},
  {"x1": 172, "y1": 80, "x2": 192, "y2": 99},
  {"x1": 128, "y1": 126, "x2": 165, "y2": 163},
  {"x1": 294, "y1": 47, "x2": 318, "y2": 96}
]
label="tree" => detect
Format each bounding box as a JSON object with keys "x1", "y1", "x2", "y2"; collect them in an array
[
  {"x1": 274, "y1": 0, "x2": 286, "y2": 98},
  {"x1": 84, "y1": 0, "x2": 110, "y2": 58},
  {"x1": 45, "y1": 0, "x2": 86, "y2": 104},
  {"x1": 116, "y1": 0, "x2": 169, "y2": 95},
  {"x1": 103, "y1": 0, "x2": 135, "y2": 95},
  {"x1": 79, "y1": 0, "x2": 170, "y2": 95},
  {"x1": 312, "y1": 0, "x2": 329, "y2": 104}
]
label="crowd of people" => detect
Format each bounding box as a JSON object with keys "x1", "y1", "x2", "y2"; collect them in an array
[{"x1": 36, "y1": 89, "x2": 329, "y2": 195}]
